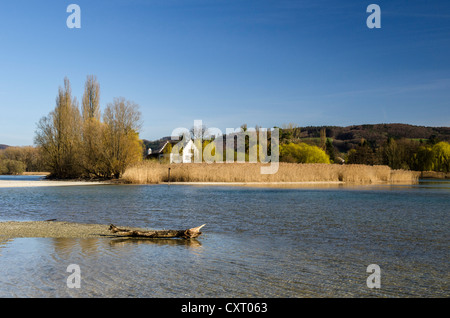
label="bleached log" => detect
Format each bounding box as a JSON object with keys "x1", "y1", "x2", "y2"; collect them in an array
[{"x1": 108, "y1": 224, "x2": 205, "y2": 239}]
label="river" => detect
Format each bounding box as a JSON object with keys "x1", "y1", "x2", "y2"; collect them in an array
[{"x1": 0, "y1": 176, "x2": 448, "y2": 297}]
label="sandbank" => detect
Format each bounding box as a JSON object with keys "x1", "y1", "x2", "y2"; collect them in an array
[
  {"x1": 0, "y1": 221, "x2": 141, "y2": 238},
  {"x1": 0, "y1": 180, "x2": 109, "y2": 188}
]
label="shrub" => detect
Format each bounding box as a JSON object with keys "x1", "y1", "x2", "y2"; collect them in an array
[
  {"x1": 280, "y1": 143, "x2": 330, "y2": 164},
  {"x1": 0, "y1": 159, "x2": 27, "y2": 175}
]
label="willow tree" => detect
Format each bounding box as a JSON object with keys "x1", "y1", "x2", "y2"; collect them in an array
[
  {"x1": 34, "y1": 78, "x2": 82, "y2": 178},
  {"x1": 100, "y1": 97, "x2": 143, "y2": 178},
  {"x1": 433, "y1": 142, "x2": 450, "y2": 172},
  {"x1": 280, "y1": 142, "x2": 330, "y2": 164},
  {"x1": 81, "y1": 75, "x2": 104, "y2": 177}
]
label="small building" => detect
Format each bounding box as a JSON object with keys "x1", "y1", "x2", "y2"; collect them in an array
[
  {"x1": 173, "y1": 139, "x2": 201, "y2": 163},
  {"x1": 145, "y1": 137, "x2": 201, "y2": 163},
  {"x1": 146, "y1": 139, "x2": 173, "y2": 161}
]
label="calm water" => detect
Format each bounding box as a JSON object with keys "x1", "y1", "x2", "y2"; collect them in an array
[{"x1": 0, "y1": 176, "x2": 448, "y2": 297}]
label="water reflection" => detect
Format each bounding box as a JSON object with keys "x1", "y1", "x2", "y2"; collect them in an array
[
  {"x1": 0, "y1": 175, "x2": 46, "y2": 181},
  {"x1": 0, "y1": 237, "x2": 13, "y2": 256},
  {"x1": 109, "y1": 237, "x2": 202, "y2": 248},
  {"x1": 47, "y1": 237, "x2": 202, "y2": 259},
  {"x1": 0, "y1": 176, "x2": 449, "y2": 297},
  {"x1": 417, "y1": 179, "x2": 450, "y2": 189},
  {"x1": 52, "y1": 238, "x2": 103, "y2": 257}
]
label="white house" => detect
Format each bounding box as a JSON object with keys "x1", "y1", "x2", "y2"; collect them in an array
[
  {"x1": 170, "y1": 139, "x2": 201, "y2": 163},
  {"x1": 146, "y1": 138, "x2": 201, "y2": 163}
]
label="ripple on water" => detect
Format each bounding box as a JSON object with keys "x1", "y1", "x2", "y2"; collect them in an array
[{"x1": 1, "y1": 181, "x2": 449, "y2": 297}]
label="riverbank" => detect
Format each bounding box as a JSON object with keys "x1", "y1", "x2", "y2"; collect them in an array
[
  {"x1": 21, "y1": 172, "x2": 51, "y2": 176},
  {"x1": 0, "y1": 183, "x2": 447, "y2": 298},
  {"x1": 0, "y1": 179, "x2": 110, "y2": 188},
  {"x1": 122, "y1": 162, "x2": 420, "y2": 185},
  {"x1": 1, "y1": 162, "x2": 423, "y2": 187},
  {"x1": 420, "y1": 171, "x2": 450, "y2": 179},
  {"x1": 0, "y1": 221, "x2": 143, "y2": 238},
  {"x1": 160, "y1": 181, "x2": 349, "y2": 189}
]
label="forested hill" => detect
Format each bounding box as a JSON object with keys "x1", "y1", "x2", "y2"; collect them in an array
[
  {"x1": 141, "y1": 123, "x2": 450, "y2": 155},
  {"x1": 2, "y1": 124, "x2": 450, "y2": 153},
  {"x1": 280, "y1": 123, "x2": 450, "y2": 153}
]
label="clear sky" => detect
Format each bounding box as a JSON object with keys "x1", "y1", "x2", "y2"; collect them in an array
[{"x1": 0, "y1": 0, "x2": 449, "y2": 146}]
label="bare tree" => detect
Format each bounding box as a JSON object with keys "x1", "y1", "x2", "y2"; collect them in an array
[
  {"x1": 34, "y1": 77, "x2": 82, "y2": 178},
  {"x1": 100, "y1": 97, "x2": 142, "y2": 178},
  {"x1": 35, "y1": 77, "x2": 143, "y2": 179},
  {"x1": 320, "y1": 127, "x2": 327, "y2": 150},
  {"x1": 81, "y1": 75, "x2": 103, "y2": 177},
  {"x1": 82, "y1": 75, "x2": 101, "y2": 121}
]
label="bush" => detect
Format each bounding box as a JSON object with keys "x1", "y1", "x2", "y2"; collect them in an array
[
  {"x1": 433, "y1": 142, "x2": 450, "y2": 172},
  {"x1": 280, "y1": 143, "x2": 330, "y2": 164},
  {"x1": 0, "y1": 159, "x2": 27, "y2": 175},
  {"x1": 0, "y1": 160, "x2": 6, "y2": 174}
]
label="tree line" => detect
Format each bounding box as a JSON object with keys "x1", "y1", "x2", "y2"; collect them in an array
[
  {"x1": 346, "y1": 138, "x2": 450, "y2": 172},
  {"x1": 34, "y1": 76, "x2": 143, "y2": 179},
  {"x1": 278, "y1": 126, "x2": 450, "y2": 172},
  {"x1": 152, "y1": 123, "x2": 450, "y2": 171},
  {"x1": 0, "y1": 146, "x2": 45, "y2": 175},
  {"x1": 3, "y1": 97, "x2": 450, "y2": 176}
]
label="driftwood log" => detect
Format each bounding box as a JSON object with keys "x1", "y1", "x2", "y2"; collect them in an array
[{"x1": 108, "y1": 224, "x2": 205, "y2": 239}]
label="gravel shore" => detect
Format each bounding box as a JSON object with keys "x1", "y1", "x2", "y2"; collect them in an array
[{"x1": 0, "y1": 221, "x2": 138, "y2": 238}]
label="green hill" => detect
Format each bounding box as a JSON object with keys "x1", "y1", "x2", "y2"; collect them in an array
[{"x1": 280, "y1": 123, "x2": 450, "y2": 153}]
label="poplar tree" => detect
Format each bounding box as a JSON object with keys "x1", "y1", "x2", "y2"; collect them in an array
[
  {"x1": 35, "y1": 77, "x2": 82, "y2": 178},
  {"x1": 81, "y1": 75, "x2": 103, "y2": 177},
  {"x1": 35, "y1": 77, "x2": 143, "y2": 179}
]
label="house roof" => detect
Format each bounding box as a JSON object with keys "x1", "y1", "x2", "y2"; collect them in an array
[{"x1": 144, "y1": 136, "x2": 181, "y2": 154}]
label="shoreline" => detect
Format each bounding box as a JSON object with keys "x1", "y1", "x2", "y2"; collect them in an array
[
  {"x1": 164, "y1": 181, "x2": 344, "y2": 185},
  {"x1": 0, "y1": 179, "x2": 112, "y2": 188},
  {"x1": 158, "y1": 180, "x2": 428, "y2": 189},
  {"x1": 0, "y1": 221, "x2": 142, "y2": 238},
  {"x1": 161, "y1": 181, "x2": 346, "y2": 188},
  {"x1": 122, "y1": 162, "x2": 421, "y2": 185},
  {"x1": 0, "y1": 179, "x2": 347, "y2": 189},
  {"x1": 0, "y1": 179, "x2": 370, "y2": 189},
  {"x1": 0, "y1": 178, "x2": 433, "y2": 188}
]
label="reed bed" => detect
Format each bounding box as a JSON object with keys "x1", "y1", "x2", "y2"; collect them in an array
[
  {"x1": 122, "y1": 161, "x2": 420, "y2": 185},
  {"x1": 419, "y1": 171, "x2": 450, "y2": 179}
]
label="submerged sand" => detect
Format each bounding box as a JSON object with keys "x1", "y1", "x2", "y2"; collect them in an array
[{"x1": 0, "y1": 221, "x2": 140, "y2": 238}]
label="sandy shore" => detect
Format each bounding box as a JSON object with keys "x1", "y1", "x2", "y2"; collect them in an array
[
  {"x1": 163, "y1": 181, "x2": 346, "y2": 188},
  {"x1": 166, "y1": 181, "x2": 344, "y2": 185},
  {"x1": 0, "y1": 221, "x2": 142, "y2": 238},
  {"x1": 0, "y1": 180, "x2": 110, "y2": 188},
  {"x1": 0, "y1": 179, "x2": 347, "y2": 188}
]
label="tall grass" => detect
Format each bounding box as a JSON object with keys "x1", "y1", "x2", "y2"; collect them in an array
[
  {"x1": 419, "y1": 171, "x2": 450, "y2": 179},
  {"x1": 122, "y1": 161, "x2": 419, "y2": 184}
]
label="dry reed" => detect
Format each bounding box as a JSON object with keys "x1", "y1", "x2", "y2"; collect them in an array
[
  {"x1": 122, "y1": 161, "x2": 419, "y2": 185},
  {"x1": 419, "y1": 171, "x2": 450, "y2": 179}
]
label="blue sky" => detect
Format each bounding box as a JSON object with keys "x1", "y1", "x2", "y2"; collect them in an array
[{"x1": 0, "y1": 0, "x2": 449, "y2": 146}]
